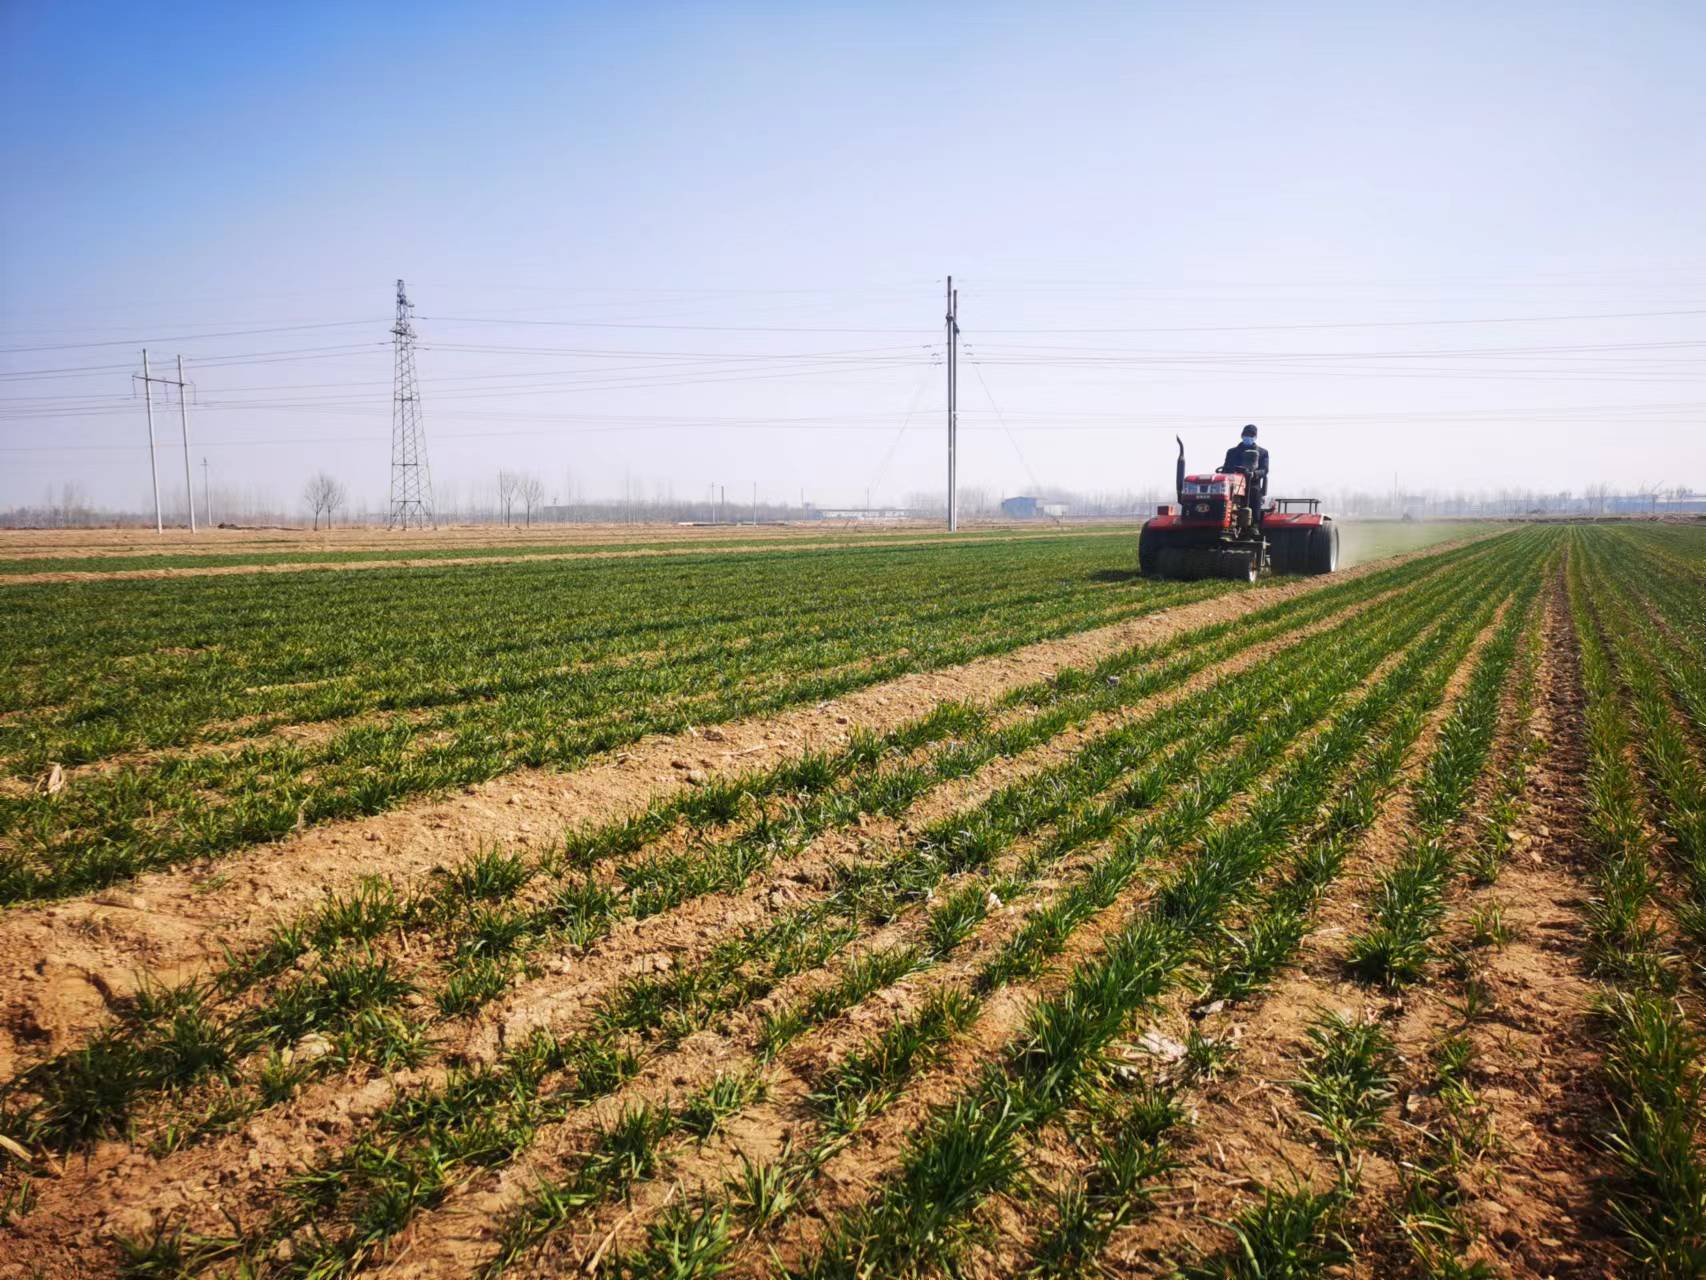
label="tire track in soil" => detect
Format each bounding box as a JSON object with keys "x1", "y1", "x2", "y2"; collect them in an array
[
  {"x1": 0, "y1": 585, "x2": 1415, "y2": 1272},
  {"x1": 0, "y1": 543, "x2": 1480, "y2": 1082}
]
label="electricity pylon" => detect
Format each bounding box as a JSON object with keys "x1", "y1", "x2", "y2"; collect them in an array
[{"x1": 387, "y1": 279, "x2": 435, "y2": 529}]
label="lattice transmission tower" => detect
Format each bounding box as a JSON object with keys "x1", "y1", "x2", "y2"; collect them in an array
[{"x1": 387, "y1": 279, "x2": 435, "y2": 529}]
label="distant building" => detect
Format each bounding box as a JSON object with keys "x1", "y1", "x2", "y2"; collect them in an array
[
  {"x1": 1001, "y1": 496, "x2": 1069, "y2": 519},
  {"x1": 811, "y1": 508, "x2": 914, "y2": 521}
]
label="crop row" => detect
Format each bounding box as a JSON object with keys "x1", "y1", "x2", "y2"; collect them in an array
[
  {"x1": 1182, "y1": 558, "x2": 1545, "y2": 1278},
  {"x1": 1567, "y1": 527, "x2": 1706, "y2": 1276},
  {"x1": 91, "y1": 532, "x2": 1543, "y2": 1275},
  {"x1": 0, "y1": 534, "x2": 1498, "y2": 905},
  {"x1": 0, "y1": 533, "x2": 1185, "y2": 761}
]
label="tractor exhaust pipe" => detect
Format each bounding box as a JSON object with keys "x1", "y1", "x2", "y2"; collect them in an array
[{"x1": 1175, "y1": 436, "x2": 1186, "y2": 505}]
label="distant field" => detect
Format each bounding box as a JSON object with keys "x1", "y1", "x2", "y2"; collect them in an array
[
  {"x1": 0, "y1": 523, "x2": 1108, "y2": 575},
  {"x1": 1339, "y1": 519, "x2": 1489, "y2": 564},
  {"x1": 0, "y1": 518, "x2": 1482, "y2": 578}
]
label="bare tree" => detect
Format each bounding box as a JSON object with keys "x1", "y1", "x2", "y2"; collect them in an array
[
  {"x1": 57, "y1": 482, "x2": 90, "y2": 528},
  {"x1": 497, "y1": 470, "x2": 520, "y2": 526},
  {"x1": 303, "y1": 471, "x2": 346, "y2": 531},
  {"x1": 518, "y1": 474, "x2": 545, "y2": 527}
]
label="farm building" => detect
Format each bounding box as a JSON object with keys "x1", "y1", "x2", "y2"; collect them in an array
[{"x1": 810, "y1": 507, "x2": 915, "y2": 521}]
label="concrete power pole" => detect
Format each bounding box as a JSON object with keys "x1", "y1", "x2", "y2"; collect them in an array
[
  {"x1": 140, "y1": 349, "x2": 162, "y2": 534},
  {"x1": 945, "y1": 278, "x2": 960, "y2": 532},
  {"x1": 202, "y1": 457, "x2": 211, "y2": 526},
  {"x1": 136, "y1": 350, "x2": 197, "y2": 532},
  {"x1": 177, "y1": 355, "x2": 196, "y2": 533}
]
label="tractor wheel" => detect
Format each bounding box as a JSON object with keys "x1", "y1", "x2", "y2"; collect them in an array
[
  {"x1": 1306, "y1": 522, "x2": 1339, "y2": 575},
  {"x1": 1138, "y1": 526, "x2": 1160, "y2": 575}
]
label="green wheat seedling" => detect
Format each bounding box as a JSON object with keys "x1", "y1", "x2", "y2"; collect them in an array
[
  {"x1": 2, "y1": 535, "x2": 1264, "y2": 901},
  {"x1": 1290, "y1": 1011, "x2": 1395, "y2": 1158},
  {"x1": 1180, "y1": 1182, "x2": 1350, "y2": 1280},
  {"x1": 1568, "y1": 533, "x2": 1706, "y2": 1275},
  {"x1": 1344, "y1": 589, "x2": 1539, "y2": 989},
  {"x1": 0, "y1": 532, "x2": 1502, "y2": 905}
]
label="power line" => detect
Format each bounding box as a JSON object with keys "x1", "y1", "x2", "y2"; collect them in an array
[
  {"x1": 964, "y1": 351, "x2": 1042, "y2": 494},
  {"x1": 0, "y1": 319, "x2": 387, "y2": 354},
  {"x1": 422, "y1": 314, "x2": 937, "y2": 335},
  {"x1": 967, "y1": 307, "x2": 1706, "y2": 334},
  {"x1": 5, "y1": 408, "x2": 1697, "y2": 454}
]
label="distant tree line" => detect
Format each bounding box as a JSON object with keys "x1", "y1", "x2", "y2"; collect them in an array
[{"x1": 4, "y1": 473, "x2": 1701, "y2": 529}]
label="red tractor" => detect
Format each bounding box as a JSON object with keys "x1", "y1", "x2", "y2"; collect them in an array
[{"x1": 1139, "y1": 436, "x2": 1338, "y2": 581}]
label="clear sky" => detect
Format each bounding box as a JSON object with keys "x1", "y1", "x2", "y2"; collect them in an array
[{"x1": 2, "y1": 1, "x2": 1703, "y2": 516}]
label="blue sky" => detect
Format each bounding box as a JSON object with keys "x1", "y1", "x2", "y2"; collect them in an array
[{"x1": 3, "y1": 1, "x2": 1703, "y2": 515}]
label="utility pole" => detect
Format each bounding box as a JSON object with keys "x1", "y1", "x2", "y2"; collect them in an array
[
  {"x1": 177, "y1": 355, "x2": 196, "y2": 532},
  {"x1": 945, "y1": 277, "x2": 960, "y2": 532},
  {"x1": 139, "y1": 349, "x2": 162, "y2": 534},
  {"x1": 202, "y1": 457, "x2": 211, "y2": 526},
  {"x1": 720, "y1": 484, "x2": 725, "y2": 524},
  {"x1": 136, "y1": 350, "x2": 197, "y2": 532},
  {"x1": 752, "y1": 482, "x2": 758, "y2": 526}
]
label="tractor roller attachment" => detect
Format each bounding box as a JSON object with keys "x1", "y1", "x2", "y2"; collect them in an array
[{"x1": 1153, "y1": 545, "x2": 1260, "y2": 582}]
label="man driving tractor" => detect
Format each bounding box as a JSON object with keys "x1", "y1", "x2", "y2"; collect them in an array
[
  {"x1": 1140, "y1": 422, "x2": 1336, "y2": 581},
  {"x1": 1221, "y1": 424, "x2": 1269, "y2": 526}
]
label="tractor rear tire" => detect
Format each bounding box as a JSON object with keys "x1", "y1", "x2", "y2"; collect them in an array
[
  {"x1": 1307, "y1": 522, "x2": 1339, "y2": 575},
  {"x1": 1138, "y1": 527, "x2": 1159, "y2": 576}
]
